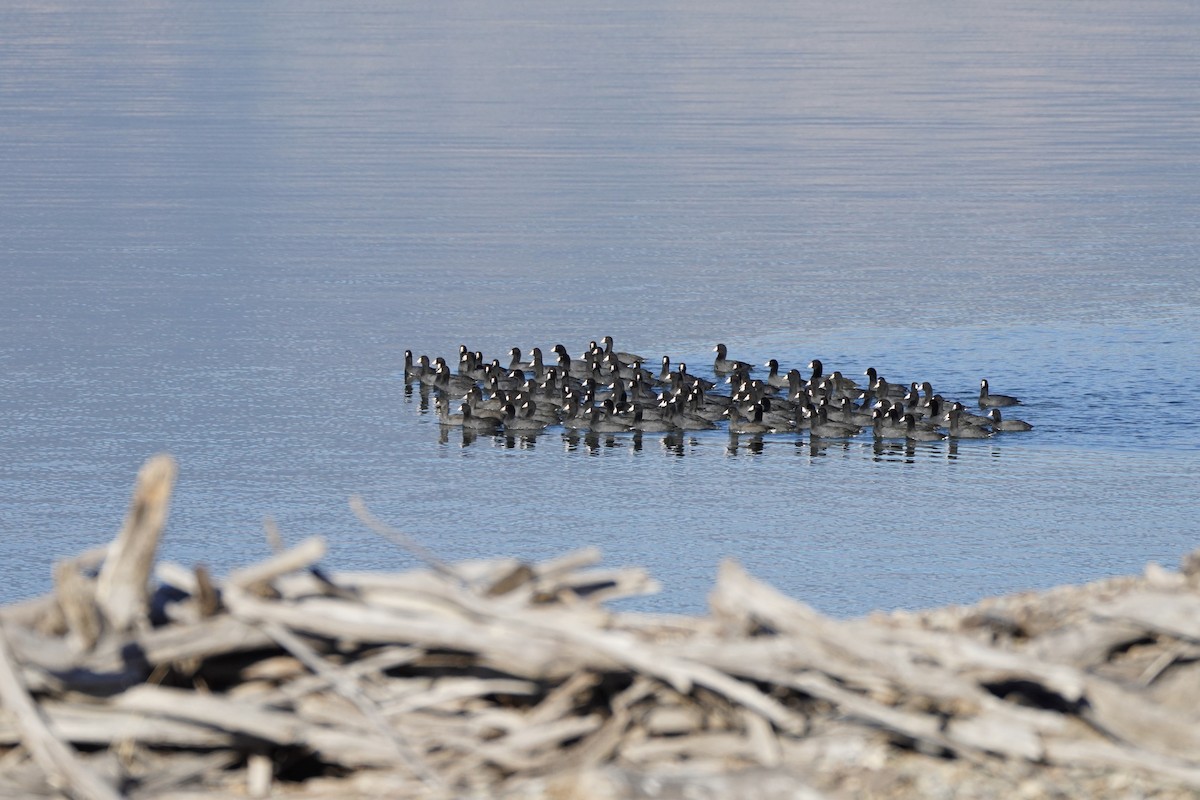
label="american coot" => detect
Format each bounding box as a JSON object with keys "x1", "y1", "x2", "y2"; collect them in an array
[
  {"x1": 416, "y1": 355, "x2": 440, "y2": 386},
  {"x1": 507, "y1": 347, "x2": 531, "y2": 372},
  {"x1": 786, "y1": 369, "x2": 809, "y2": 403},
  {"x1": 601, "y1": 335, "x2": 644, "y2": 366},
  {"x1": 502, "y1": 402, "x2": 549, "y2": 433},
  {"x1": 763, "y1": 359, "x2": 791, "y2": 389},
  {"x1": 725, "y1": 404, "x2": 773, "y2": 435},
  {"x1": 948, "y1": 404, "x2": 993, "y2": 439},
  {"x1": 805, "y1": 405, "x2": 861, "y2": 438},
  {"x1": 458, "y1": 349, "x2": 486, "y2": 380},
  {"x1": 552, "y1": 344, "x2": 594, "y2": 379},
  {"x1": 461, "y1": 404, "x2": 501, "y2": 433},
  {"x1": 523, "y1": 397, "x2": 561, "y2": 424},
  {"x1": 675, "y1": 388, "x2": 723, "y2": 422},
  {"x1": 756, "y1": 397, "x2": 796, "y2": 429},
  {"x1": 656, "y1": 356, "x2": 674, "y2": 385},
  {"x1": 404, "y1": 350, "x2": 429, "y2": 382},
  {"x1": 979, "y1": 379, "x2": 1020, "y2": 408},
  {"x1": 832, "y1": 397, "x2": 874, "y2": 427},
  {"x1": 431, "y1": 360, "x2": 477, "y2": 394},
  {"x1": 433, "y1": 395, "x2": 464, "y2": 425},
  {"x1": 560, "y1": 398, "x2": 591, "y2": 430},
  {"x1": 865, "y1": 369, "x2": 907, "y2": 398},
  {"x1": 588, "y1": 404, "x2": 631, "y2": 433},
  {"x1": 871, "y1": 407, "x2": 907, "y2": 439},
  {"x1": 526, "y1": 347, "x2": 547, "y2": 380},
  {"x1": 673, "y1": 363, "x2": 716, "y2": 393},
  {"x1": 631, "y1": 404, "x2": 675, "y2": 432},
  {"x1": 663, "y1": 397, "x2": 717, "y2": 430},
  {"x1": 713, "y1": 343, "x2": 752, "y2": 374},
  {"x1": 988, "y1": 408, "x2": 1033, "y2": 431},
  {"x1": 904, "y1": 413, "x2": 946, "y2": 442},
  {"x1": 827, "y1": 369, "x2": 860, "y2": 395}
]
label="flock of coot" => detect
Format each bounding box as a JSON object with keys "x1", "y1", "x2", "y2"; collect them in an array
[{"x1": 403, "y1": 337, "x2": 1032, "y2": 441}]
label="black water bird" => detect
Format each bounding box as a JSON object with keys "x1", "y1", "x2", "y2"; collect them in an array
[
  {"x1": 988, "y1": 408, "x2": 1033, "y2": 431},
  {"x1": 713, "y1": 343, "x2": 752, "y2": 374},
  {"x1": 979, "y1": 379, "x2": 1020, "y2": 408}
]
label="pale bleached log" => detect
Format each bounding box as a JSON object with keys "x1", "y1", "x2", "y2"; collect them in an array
[
  {"x1": 0, "y1": 594, "x2": 62, "y2": 632},
  {"x1": 225, "y1": 536, "x2": 327, "y2": 591},
  {"x1": 396, "y1": 708, "x2": 520, "y2": 746},
  {"x1": 482, "y1": 562, "x2": 536, "y2": 597},
  {"x1": 643, "y1": 704, "x2": 705, "y2": 736},
  {"x1": 230, "y1": 594, "x2": 446, "y2": 793},
  {"x1": 351, "y1": 585, "x2": 500, "y2": 620},
  {"x1": 240, "y1": 654, "x2": 306, "y2": 682},
  {"x1": 545, "y1": 567, "x2": 662, "y2": 604},
  {"x1": 52, "y1": 563, "x2": 100, "y2": 653},
  {"x1": 59, "y1": 545, "x2": 111, "y2": 576},
  {"x1": 380, "y1": 677, "x2": 539, "y2": 716},
  {"x1": 61, "y1": 614, "x2": 274, "y2": 681},
  {"x1": 515, "y1": 610, "x2": 809, "y2": 735},
  {"x1": 1028, "y1": 620, "x2": 1149, "y2": 668},
  {"x1": 113, "y1": 684, "x2": 301, "y2": 741},
  {"x1": 519, "y1": 672, "x2": 600, "y2": 727},
  {"x1": 609, "y1": 611, "x2": 724, "y2": 640},
  {"x1": 359, "y1": 574, "x2": 810, "y2": 737},
  {"x1": 258, "y1": 645, "x2": 422, "y2": 706},
  {"x1": 558, "y1": 677, "x2": 657, "y2": 773},
  {"x1": 0, "y1": 703, "x2": 232, "y2": 749},
  {"x1": 1044, "y1": 737, "x2": 1200, "y2": 789},
  {"x1": 143, "y1": 614, "x2": 273, "y2": 665},
  {"x1": 246, "y1": 753, "x2": 272, "y2": 798},
  {"x1": 222, "y1": 592, "x2": 593, "y2": 680},
  {"x1": 95, "y1": 453, "x2": 177, "y2": 633},
  {"x1": 194, "y1": 565, "x2": 220, "y2": 618},
  {"x1": 1138, "y1": 641, "x2": 1200, "y2": 687},
  {"x1": 1, "y1": 623, "x2": 99, "y2": 684},
  {"x1": 128, "y1": 751, "x2": 240, "y2": 798},
  {"x1": 741, "y1": 707, "x2": 782, "y2": 768},
  {"x1": 709, "y1": 557, "x2": 821, "y2": 632},
  {"x1": 0, "y1": 623, "x2": 122, "y2": 800},
  {"x1": 469, "y1": 714, "x2": 603, "y2": 769},
  {"x1": 677, "y1": 631, "x2": 1065, "y2": 763},
  {"x1": 290, "y1": 692, "x2": 371, "y2": 733},
  {"x1": 944, "y1": 710, "x2": 1043, "y2": 761},
  {"x1": 853, "y1": 621, "x2": 1087, "y2": 704},
  {"x1": 785, "y1": 670, "x2": 964, "y2": 758},
  {"x1": 529, "y1": 547, "x2": 603, "y2": 581},
  {"x1": 713, "y1": 566, "x2": 1194, "y2": 768},
  {"x1": 1093, "y1": 591, "x2": 1200, "y2": 642},
  {"x1": 713, "y1": 559, "x2": 1088, "y2": 709},
  {"x1": 537, "y1": 565, "x2": 656, "y2": 595},
  {"x1": 619, "y1": 731, "x2": 763, "y2": 766},
  {"x1": 111, "y1": 685, "x2": 399, "y2": 769},
  {"x1": 154, "y1": 561, "x2": 197, "y2": 594},
  {"x1": 1081, "y1": 677, "x2": 1200, "y2": 764},
  {"x1": 440, "y1": 715, "x2": 604, "y2": 783}
]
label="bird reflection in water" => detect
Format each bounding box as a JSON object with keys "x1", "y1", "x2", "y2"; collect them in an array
[{"x1": 726, "y1": 433, "x2": 765, "y2": 456}]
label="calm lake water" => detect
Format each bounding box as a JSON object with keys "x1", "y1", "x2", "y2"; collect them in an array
[{"x1": 2, "y1": 1, "x2": 1198, "y2": 615}]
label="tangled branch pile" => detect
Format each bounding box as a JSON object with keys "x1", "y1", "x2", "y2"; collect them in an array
[{"x1": 2, "y1": 455, "x2": 1199, "y2": 799}]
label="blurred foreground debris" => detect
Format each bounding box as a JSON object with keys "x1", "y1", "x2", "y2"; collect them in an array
[{"x1": 1, "y1": 455, "x2": 1199, "y2": 798}]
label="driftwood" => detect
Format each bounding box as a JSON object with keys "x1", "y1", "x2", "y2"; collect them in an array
[
  {"x1": 95, "y1": 454, "x2": 176, "y2": 633},
  {"x1": 2, "y1": 456, "x2": 1200, "y2": 798}
]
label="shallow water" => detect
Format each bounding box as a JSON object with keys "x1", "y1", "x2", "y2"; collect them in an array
[{"x1": 2, "y1": 1, "x2": 1198, "y2": 614}]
